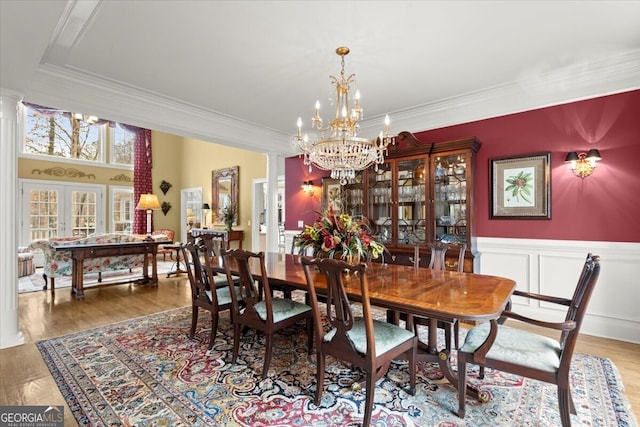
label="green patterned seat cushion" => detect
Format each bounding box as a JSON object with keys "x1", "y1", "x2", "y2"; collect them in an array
[
  {"x1": 325, "y1": 318, "x2": 415, "y2": 355},
  {"x1": 205, "y1": 285, "x2": 240, "y2": 306},
  {"x1": 460, "y1": 322, "x2": 561, "y2": 373},
  {"x1": 253, "y1": 298, "x2": 311, "y2": 323}
]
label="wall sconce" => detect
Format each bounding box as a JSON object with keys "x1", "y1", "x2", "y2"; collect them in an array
[
  {"x1": 302, "y1": 180, "x2": 315, "y2": 195},
  {"x1": 565, "y1": 149, "x2": 602, "y2": 178}
]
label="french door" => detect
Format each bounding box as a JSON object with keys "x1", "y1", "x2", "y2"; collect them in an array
[{"x1": 19, "y1": 179, "x2": 105, "y2": 246}]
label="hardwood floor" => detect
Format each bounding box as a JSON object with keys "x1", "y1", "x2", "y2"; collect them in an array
[{"x1": 1, "y1": 276, "x2": 638, "y2": 426}]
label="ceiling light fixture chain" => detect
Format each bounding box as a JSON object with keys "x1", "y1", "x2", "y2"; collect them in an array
[{"x1": 295, "y1": 46, "x2": 395, "y2": 185}]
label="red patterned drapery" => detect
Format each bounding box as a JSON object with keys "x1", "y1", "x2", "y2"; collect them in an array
[{"x1": 132, "y1": 127, "x2": 153, "y2": 234}]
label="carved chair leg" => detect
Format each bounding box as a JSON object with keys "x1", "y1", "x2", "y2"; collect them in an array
[
  {"x1": 232, "y1": 323, "x2": 241, "y2": 363},
  {"x1": 363, "y1": 369, "x2": 376, "y2": 427},
  {"x1": 457, "y1": 355, "x2": 468, "y2": 418},
  {"x1": 307, "y1": 318, "x2": 314, "y2": 354},
  {"x1": 262, "y1": 333, "x2": 274, "y2": 379},
  {"x1": 208, "y1": 312, "x2": 218, "y2": 352},
  {"x1": 189, "y1": 306, "x2": 198, "y2": 339},
  {"x1": 314, "y1": 352, "x2": 325, "y2": 406},
  {"x1": 558, "y1": 386, "x2": 573, "y2": 427}
]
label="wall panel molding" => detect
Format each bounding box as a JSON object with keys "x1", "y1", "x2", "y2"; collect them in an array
[{"x1": 477, "y1": 237, "x2": 640, "y2": 343}]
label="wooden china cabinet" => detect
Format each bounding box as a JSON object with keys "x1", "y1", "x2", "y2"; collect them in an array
[{"x1": 339, "y1": 131, "x2": 481, "y2": 272}]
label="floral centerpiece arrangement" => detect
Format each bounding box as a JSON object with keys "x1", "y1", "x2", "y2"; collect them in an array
[
  {"x1": 218, "y1": 203, "x2": 237, "y2": 231},
  {"x1": 295, "y1": 207, "x2": 386, "y2": 262}
]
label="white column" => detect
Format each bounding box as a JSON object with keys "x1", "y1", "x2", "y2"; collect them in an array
[
  {"x1": 0, "y1": 89, "x2": 24, "y2": 349},
  {"x1": 265, "y1": 153, "x2": 282, "y2": 253}
]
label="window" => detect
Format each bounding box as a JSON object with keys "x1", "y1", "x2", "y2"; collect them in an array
[
  {"x1": 23, "y1": 105, "x2": 103, "y2": 161},
  {"x1": 110, "y1": 187, "x2": 134, "y2": 234},
  {"x1": 21, "y1": 103, "x2": 134, "y2": 167},
  {"x1": 111, "y1": 123, "x2": 135, "y2": 166}
]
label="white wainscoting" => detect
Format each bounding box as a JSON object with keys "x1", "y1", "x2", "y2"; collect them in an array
[
  {"x1": 283, "y1": 232, "x2": 640, "y2": 343},
  {"x1": 476, "y1": 237, "x2": 640, "y2": 344}
]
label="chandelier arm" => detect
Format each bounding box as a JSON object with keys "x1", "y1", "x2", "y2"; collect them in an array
[{"x1": 294, "y1": 47, "x2": 395, "y2": 185}]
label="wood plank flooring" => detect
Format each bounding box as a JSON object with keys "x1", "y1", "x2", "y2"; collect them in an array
[{"x1": 1, "y1": 275, "x2": 638, "y2": 426}]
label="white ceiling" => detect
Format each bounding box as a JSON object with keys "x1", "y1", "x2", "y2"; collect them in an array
[{"x1": 2, "y1": 0, "x2": 640, "y2": 156}]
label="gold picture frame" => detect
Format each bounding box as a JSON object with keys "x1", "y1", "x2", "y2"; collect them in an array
[{"x1": 490, "y1": 152, "x2": 551, "y2": 219}]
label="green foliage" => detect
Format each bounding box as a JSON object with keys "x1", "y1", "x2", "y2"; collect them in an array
[{"x1": 505, "y1": 171, "x2": 533, "y2": 203}]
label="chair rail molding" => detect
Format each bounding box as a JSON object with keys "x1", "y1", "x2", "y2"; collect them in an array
[{"x1": 476, "y1": 237, "x2": 640, "y2": 344}]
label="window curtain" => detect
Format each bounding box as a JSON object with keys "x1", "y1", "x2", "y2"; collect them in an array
[
  {"x1": 22, "y1": 102, "x2": 113, "y2": 127},
  {"x1": 130, "y1": 127, "x2": 153, "y2": 234}
]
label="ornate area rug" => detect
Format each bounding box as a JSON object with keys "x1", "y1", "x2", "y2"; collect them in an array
[
  {"x1": 37, "y1": 307, "x2": 636, "y2": 426},
  {"x1": 19, "y1": 261, "x2": 177, "y2": 294}
]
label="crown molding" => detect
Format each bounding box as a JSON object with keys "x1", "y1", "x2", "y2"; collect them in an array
[
  {"x1": 26, "y1": 64, "x2": 297, "y2": 156},
  {"x1": 360, "y1": 48, "x2": 640, "y2": 137},
  {"x1": 24, "y1": 49, "x2": 640, "y2": 157}
]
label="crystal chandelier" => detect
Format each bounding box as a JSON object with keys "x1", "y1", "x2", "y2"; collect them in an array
[{"x1": 295, "y1": 47, "x2": 394, "y2": 185}]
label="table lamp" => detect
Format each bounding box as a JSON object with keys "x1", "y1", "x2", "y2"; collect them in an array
[
  {"x1": 202, "y1": 203, "x2": 211, "y2": 228},
  {"x1": 186, "y1": 208, "x2": 195, "y2": 230},
  {"x1": 136, "y1": 194, "x2": 160, "y2": 238}
]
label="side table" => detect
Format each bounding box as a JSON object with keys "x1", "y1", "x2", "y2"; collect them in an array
[{"x1": 165, "y1": 244, "x2": 187, "y2": 277}]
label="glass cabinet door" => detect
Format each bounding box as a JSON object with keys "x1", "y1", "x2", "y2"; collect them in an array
[
  {"x1": 397, "y1": 158, "x2": 426, "y2": 246},
  {"x1": 341, "y1": 172, "x2": 364, "y2": 218},
  {"x1": 433, "y1": 152, "x2": 467, "y2": 244},
  {"x1": 367, "y1": 167, "x2": 393, "y2": 245}
]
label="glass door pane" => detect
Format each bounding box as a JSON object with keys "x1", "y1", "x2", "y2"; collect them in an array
[
  {"x1": 70, "y1": 190, "x2": 98, "y2": 237},
  {"x1": 28, "y1": 188, "x2": 61, "y2": 241},
  {"x1": 342, "y1": 171, "x2": 364, "y2": 218},
  {"x1": 433, "y1": 153, "x2": 467, "y2": 243},
  {"x1": 397, "y1": 158, "x2": 426, "y2": 246},
  {"x1": 367, "y1": 166, "x2": 392, "y2": 245}
]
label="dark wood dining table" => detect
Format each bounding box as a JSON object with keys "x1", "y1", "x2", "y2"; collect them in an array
[{"x1": 208, "y1": 252, "x2": 516, "y2": 402}]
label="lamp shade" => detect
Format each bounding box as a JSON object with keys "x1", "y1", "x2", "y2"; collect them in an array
[
  {"x1": 136, "y1": 194, "x2": 160, "y2": 210},
  {"x1": 202, "y1": 203, "x2": 211, "y2": 210},
  {"x1": 564, "y1": 152, "x2": 580, "y2": 162},
  {"x1": 586, "y1": 149, "x2": 602, "y2": 161}
]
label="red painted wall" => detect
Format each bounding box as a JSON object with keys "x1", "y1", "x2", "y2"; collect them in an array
[{"x1": 285, "y1": 90, "x2": 640, "y2": 243}]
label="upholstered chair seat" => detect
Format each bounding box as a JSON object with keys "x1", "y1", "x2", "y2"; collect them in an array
[
  {"x1": 252, "y1": 298, "x2": 311, "y2": 323},
  {"x1": 460, "y1": 323, "x2": 561, "y2": 373},
  {"x1": 325, "y1": 318, "x2": 417, "y2": 356}
]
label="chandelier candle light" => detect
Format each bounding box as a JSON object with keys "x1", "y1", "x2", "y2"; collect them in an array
[{"x1": 295, "y1": 47, "x2": 395, "y2": 185}]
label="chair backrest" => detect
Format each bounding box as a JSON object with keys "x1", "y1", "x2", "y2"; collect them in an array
[
  {"x1": 559, "y1": 253, "x2": 600, "y2": 360},
  {"x1": 427, "y1": 241, "x2": 449, "y2": 270},
  {"x1": 301, "y1": 257, "x2": 374, "y2": 359},
  {"x1": 222, "y1": 249, "x2": 272, "y2": 323},
  {"x1": 426, "y1": 241, "x2": 467, "y2": 272},
  {"x1": 198, "y1": 232, "x2": 225, "y2": 257},
  {"x1": 182, "y1": 242, "x2": 219, "y2": 307}
]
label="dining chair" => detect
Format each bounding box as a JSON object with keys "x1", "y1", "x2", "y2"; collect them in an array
[
  {"x1": 222, "y1": 249, "x2": 313, "y2": 379},
  {"x1": 408, "y1": 241, "x2": 467, "y2": 350},
  {"x1": 301, "y1": 256, "x2": 417, "y2": 427},
  {"x1": 182, "y1": 242, "x2": 240, "y2": 355},
  {"x1": 456, "y1": 253, "x2": 601, "y2": 426},
  {"x1": 197, "y1": 233, "x2": 235, "y2": 288}
]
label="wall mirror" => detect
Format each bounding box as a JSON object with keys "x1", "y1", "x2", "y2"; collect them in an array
[{"x1": 212, "y1": 166, "x2": 239, "y2": 226}]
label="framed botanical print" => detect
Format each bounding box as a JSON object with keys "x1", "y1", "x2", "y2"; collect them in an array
[
  {"x1": 490, "y1": 152, "x2": 551, "y2": 219},
  {"x1": 322, "y1": 178, "x2": 342, "y2": 213}
]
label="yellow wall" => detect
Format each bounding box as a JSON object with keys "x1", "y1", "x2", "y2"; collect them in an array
[
  {"x1": 176, "y1": 136, "x2": 266, "y2": 249},
  {"x1": 18, "y1": 130, "x2": 266, "y2": 249}
]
